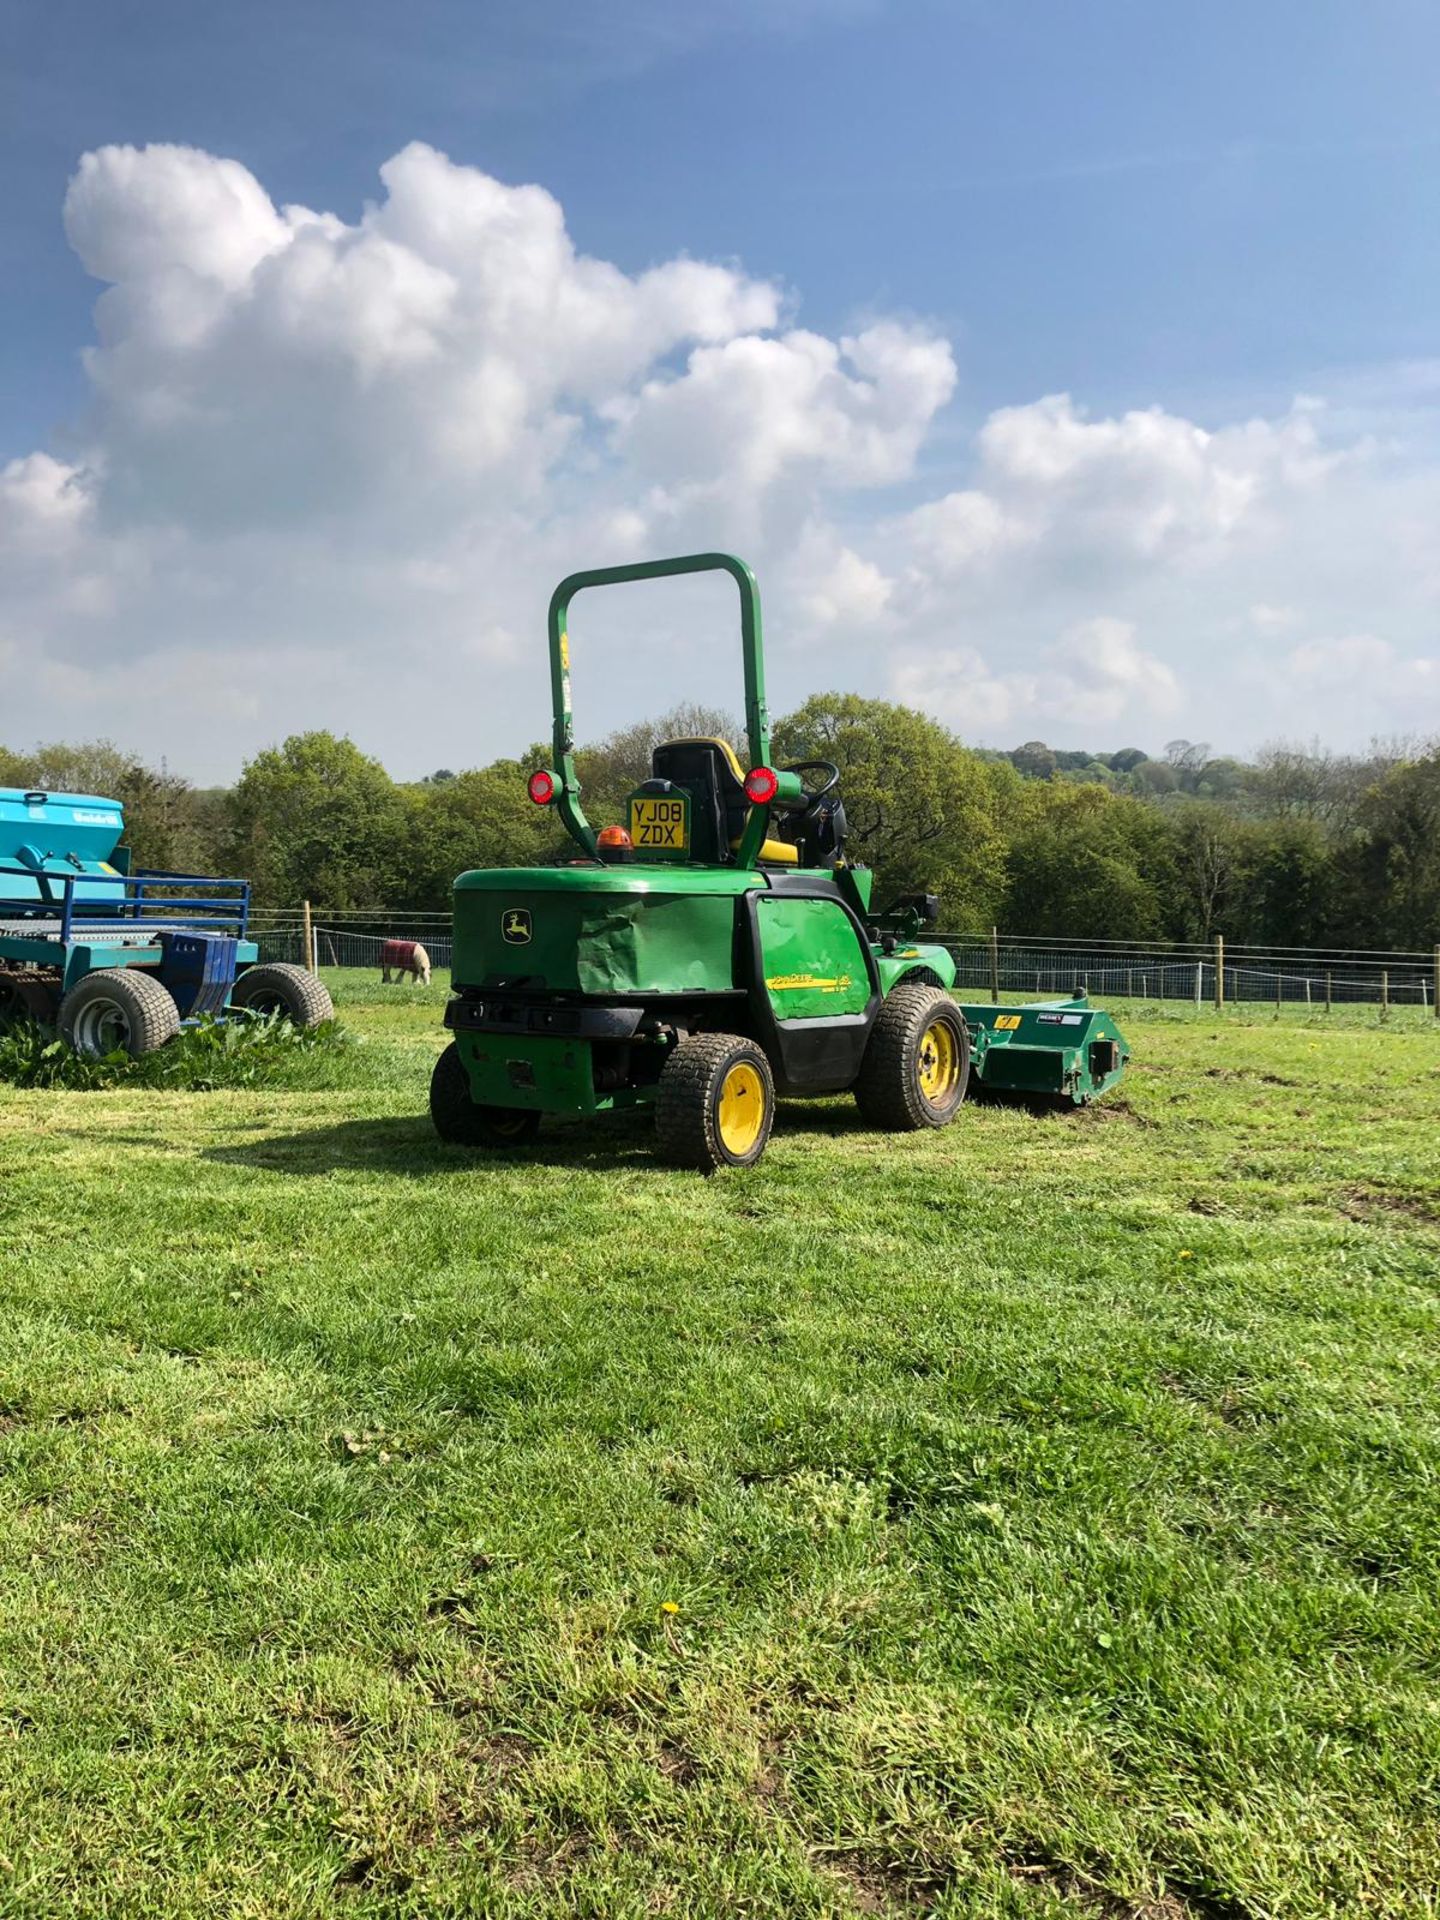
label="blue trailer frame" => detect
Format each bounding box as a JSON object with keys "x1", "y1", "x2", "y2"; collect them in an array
[
  {"x1": 1, "y1": 864, "x2": 263, "y2": 1027},
  {"x1": 0, "y1": 786, "x2": 335, "y2": 1055},
  {"x1": 0, "y1": 863, "x2": 259, "y2": 1018}
]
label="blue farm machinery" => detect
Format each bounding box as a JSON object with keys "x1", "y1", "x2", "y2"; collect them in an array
[{"x1": 0, "y1": 787, "x2": 333, "y2": 1057}]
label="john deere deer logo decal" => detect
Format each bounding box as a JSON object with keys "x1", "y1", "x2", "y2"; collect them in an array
[{"x1": 502, "y1": 908, "x2": 532, "y2": 945}]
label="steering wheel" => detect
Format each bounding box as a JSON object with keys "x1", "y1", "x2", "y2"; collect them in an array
[{"x1": 782, "y1": 760, "x2": 841, "y2": 802}]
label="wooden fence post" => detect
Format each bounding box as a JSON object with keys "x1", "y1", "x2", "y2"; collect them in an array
[
  {"x1": 1214, "y1": 934, "x2": 1224, "y2": 1011},
  {"x1": 989, "y1": 926, "x2": 1000, "y2": 1004},
  {"x1": 302, "y1": 899, "x2": 315, "y2": 974},
  {"x1": 1381, "y1": 969, "x2": 1389, "y2": 1018}
]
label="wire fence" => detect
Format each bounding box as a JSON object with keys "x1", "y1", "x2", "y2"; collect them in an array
[
  {"x1": 251, "y1": 907, "x2": 1439, "y2": 1014},
  {"x1": 941, "y1": 935, "x2": 1437, "y2": 1011},
  {"x1": 314, "y1": 926, "x2": 455, "y2": 970}
]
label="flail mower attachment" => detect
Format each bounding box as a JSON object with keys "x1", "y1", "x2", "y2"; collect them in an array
[{"x1": 960, "y1": 993, "x2": 1130, "y2": 1105}]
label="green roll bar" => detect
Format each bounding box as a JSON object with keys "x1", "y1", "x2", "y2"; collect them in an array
[{"x1": 546, "y1": 552, "x2": 775, "y2": 861}]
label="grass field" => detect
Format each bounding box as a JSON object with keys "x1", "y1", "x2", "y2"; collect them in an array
[{"x1": 2, "y1": 975, "x2": 1438, "y2": 1919}]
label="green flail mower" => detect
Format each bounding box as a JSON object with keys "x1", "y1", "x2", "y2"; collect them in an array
[{"x1": 433, "y1": 553, "x2": 1129, "y2": 1171}]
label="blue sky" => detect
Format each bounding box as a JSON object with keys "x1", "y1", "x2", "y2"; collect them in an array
[{"x1": 2, "y1": 0, "x2": 1437, "y2": 775}]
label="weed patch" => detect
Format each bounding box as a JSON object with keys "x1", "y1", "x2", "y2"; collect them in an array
[{"x1": 0, "y1": 1009, "x2": 371, "y2": 1091}]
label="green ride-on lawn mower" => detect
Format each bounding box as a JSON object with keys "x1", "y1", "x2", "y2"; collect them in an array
[{"x1": 432, "y1": 553, "x2": 1129, "y2": 1171}]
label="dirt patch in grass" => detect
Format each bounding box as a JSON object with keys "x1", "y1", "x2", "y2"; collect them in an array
[
  {"x1": 1340, "y1": 1184, "x2": 1440, "y2": 1226},
  {"x1": 1082, "y1": 1097, "x2": 1160, "y2": 1129},
  {"x1": 816, "y1": 1847, "x2": 948, "y2": 1913}
]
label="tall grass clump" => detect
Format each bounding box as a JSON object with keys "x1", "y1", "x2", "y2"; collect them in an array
[{"x1": 0, "y1": 1012, "x2": 373, "y2": 1093}]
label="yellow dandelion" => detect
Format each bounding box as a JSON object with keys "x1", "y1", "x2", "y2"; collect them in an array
[
  {"x1": 1179, "y1": 1250, "x2": 1194, "y2": 1259},
  {"x1": 660, "y1": 1601, "x2": 680, "y2": 1615}
]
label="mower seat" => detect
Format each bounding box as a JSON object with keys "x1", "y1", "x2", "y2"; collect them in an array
[{"x1": 649, "y1": 737, "x2": 799, "y2": 866}]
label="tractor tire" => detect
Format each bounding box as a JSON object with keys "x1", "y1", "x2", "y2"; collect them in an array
[
  {"x1": 230, "y1": 963, "x2": 334, "y2": 1028},
  {"x1": 59, "y1": 969, "x2": 180, "y2": 1060},
  {"x1": 656, "y1": 1032, "x2": 774, "y2": 1173},
  {"x1": 429, "y1": 1041, "x2": 541, "y2": 1150},
  {"x1": 854, "y1": 984, "x2": 970, "y2": 1132}
]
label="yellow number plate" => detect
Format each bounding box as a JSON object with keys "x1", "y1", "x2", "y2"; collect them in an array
[
  {"x1": 628, "y1": 795, "x2": 689, "y2": 853},
  {"x1": 994, "y1": 1013, "x2": 1022, "y2": 1030}
]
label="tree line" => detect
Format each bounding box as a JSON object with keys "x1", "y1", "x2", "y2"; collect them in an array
[{"x1": 3, "y1": 701, "x2": 1437, "y2": 950}]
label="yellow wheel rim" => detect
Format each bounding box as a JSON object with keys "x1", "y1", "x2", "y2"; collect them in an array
[
  {"x1": 917, "y1": 1016, "x2": 960, "y2": 1103},
  {"x1": 717, "y1": 1061, "x2": 765, "y2": 1156}
]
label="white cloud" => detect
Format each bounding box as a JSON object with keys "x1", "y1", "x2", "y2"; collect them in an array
[
  {"x1": 613, "y1": 322, "x2": 956, "y2": 514},
  {"x1": 892, "y1": 617, "x2": 1179, "y2": 737},
  {"x1": 1286, "y1": 633, "x2": 1397, "y2": 684},
  {"x1": 66, "y1": 143, "x2": 290, "y2": 290},
  {"x1": 0, "y1": 453, "x2": 93, "y2": 548},
  {"x1": 1283, "y1": 633, "x2": 1437, "y2": 695},
  {"x1": 1248, "y1": 601, "x2": 1298, "y2": 633},
  {"x1": 900, "y1": 489, "x2": 1031, "y2": 575},
  {"x1": 1045, "y1": 616, "x2": 1182, "y2": 725},
  {"x1": 4, "y1": 139, "x2": 1439, "y2": 775}
]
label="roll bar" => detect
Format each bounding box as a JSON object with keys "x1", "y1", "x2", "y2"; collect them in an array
[{"x1": 545, "y1": 553, "x2": 770, "y2": 858}]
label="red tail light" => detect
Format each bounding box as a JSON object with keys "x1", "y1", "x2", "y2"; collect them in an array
[
  {"x1": 744, "y1": 765, "x2": 779, "y2": 805},
  {"x1": 527, "y1": 769, "x2": 556, "y2": 805}
]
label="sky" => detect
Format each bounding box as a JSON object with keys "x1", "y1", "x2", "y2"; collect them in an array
[{"x1": 1, "y1": 0, "x2": 1437, "y2": 781}]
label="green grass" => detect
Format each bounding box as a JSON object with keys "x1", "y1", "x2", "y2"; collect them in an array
[{"x1": 1, "y1": 971, "x2": 1438, "y2": 1918}]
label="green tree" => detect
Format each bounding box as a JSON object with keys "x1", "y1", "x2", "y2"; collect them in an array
[
  {"x1": 772, "y1": 693, "x2": 1011, "y2": 927},
  {"x1": 1345, "y1": 748, "x2": 1440, "y2": 947},
  {"x1": 1167, "y1": 802, "x2": 1255, "y2": 940},
  {"x1": 1131, "y1": 758, "x2": 1179, "y2": 796},
  {"x1": 1010, "y1": 740, "x2": 1058, "y2": 781},
  {"x1": 1244, "y1": 818, "x2": 1340, "y2": 948},
  {"x1": 400, "y1": 761, "x2": 557, "y2": 909},
  {"x1": 1002, "y1": 784, "x2": 1173, "y2": 939},
  {"x1": 227, "y1": 733, "x2": 406, "y2": 908}
]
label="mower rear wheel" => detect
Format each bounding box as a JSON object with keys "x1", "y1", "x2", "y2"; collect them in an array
[
  {"x1": 59, "y1": 969, "x2": 180, "y2": 1060},
  {"x1": 657, "y1": 1033, "x2": 774, "y2": 1172},
  {"x1": 230, "y1": 963, "x2": 334, "y2": 1027},
  {"x1": 429, "y1": 1041, "x2": 542, "y2": 1149},
  {"x1": 854, "y1": 984, "x2": 970, "y2": 1131}
]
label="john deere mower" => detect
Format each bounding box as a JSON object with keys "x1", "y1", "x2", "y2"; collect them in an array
[{"x1": 432, "y1": 553, "x2": 1128, "y2": 1170}]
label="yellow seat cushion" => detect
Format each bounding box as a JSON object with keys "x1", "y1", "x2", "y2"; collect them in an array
[{"x1": 731, "y1": 836, "x2": 799, "y2": 866}]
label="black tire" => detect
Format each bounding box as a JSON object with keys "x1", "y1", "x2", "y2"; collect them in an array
[
  {"x1": 230, "y1": 963, "x2": 334, "y2": 1028},
  {"x1": 656, "y1": 1032, "x2": 774, "y2": 1172},
  {"x1": 59, "y1": 969, "x2": 180, "y2": 1060},
  {"x1": 429, "y1": 1041, "x2": 542, "y2": 1149},
  {"x1": 853, "y1": 985, "x2": 970, "y2": 1131}
]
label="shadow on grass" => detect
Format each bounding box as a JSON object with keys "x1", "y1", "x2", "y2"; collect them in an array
[
  {"x1": 202, "y1": 1111, "x2": 667, "y2": 1179},
  {"x1": 199, "y1": 1090, "x2": 1055, "y2": 1180},
  {"x1": 772, "y1": 1099, "x2": 871, "y2": 1136},
  {"x1": 774, "y1": 1094, "x2": 1062, "y2": 1133}
]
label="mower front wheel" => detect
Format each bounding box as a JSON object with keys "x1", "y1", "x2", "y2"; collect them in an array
[
  {"x1": 657, "y1": 1033, "x2": 774, "y2": 1172},
  {"x1": 854, "y1": 984, "x2": 970, "y2": 1131},
  {"x1": 429, "y1": 1042, "x2": 542, "y2": 1150}
]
